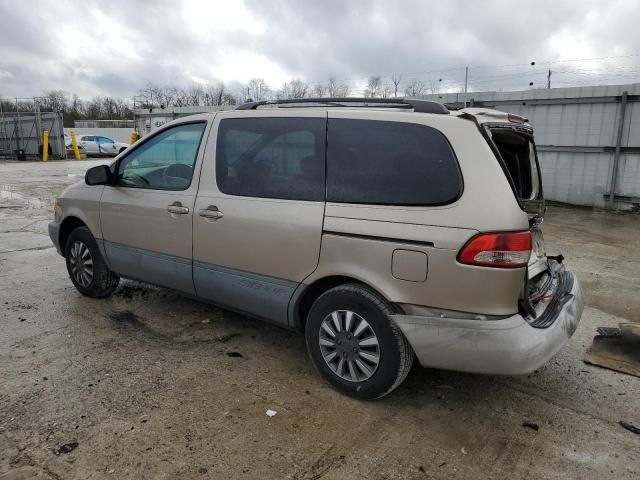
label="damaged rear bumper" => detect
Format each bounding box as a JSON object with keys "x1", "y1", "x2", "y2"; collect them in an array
[{"x1": 390, "y1": 267, "x2": 584, "y2": 375}]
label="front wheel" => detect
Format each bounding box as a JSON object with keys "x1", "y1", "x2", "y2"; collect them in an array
[
  {"x1": 305, "y1": 284, "x2": 414, "y2": 400},
  {"x1": 65, "y1": 227, "x2": 119, "y2": 297}
]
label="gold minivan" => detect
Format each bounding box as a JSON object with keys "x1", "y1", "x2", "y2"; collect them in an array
[{"x1": 49, "y1": 98, "x2": 584, "y2": 399}]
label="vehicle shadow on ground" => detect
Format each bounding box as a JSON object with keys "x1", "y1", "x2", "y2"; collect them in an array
[{"x1": 98, "y1": 280, "x2": 541, "y2": 404}]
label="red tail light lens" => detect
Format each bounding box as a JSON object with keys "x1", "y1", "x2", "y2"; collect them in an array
[{"x1": 458, "y1": 231, "x2": 532, "y2": 268}]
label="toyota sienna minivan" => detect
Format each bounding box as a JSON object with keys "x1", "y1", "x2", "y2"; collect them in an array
[{"x1": 49, "y1": 98, "x2": 584, "y2": 399}]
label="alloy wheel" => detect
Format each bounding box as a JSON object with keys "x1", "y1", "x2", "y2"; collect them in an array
[
  {"x1": 318, "y1": 310, "x2": 381, "y2": 382},
  {"x1": 69, "y1": 241, "x2": 93, "y2": 287}
]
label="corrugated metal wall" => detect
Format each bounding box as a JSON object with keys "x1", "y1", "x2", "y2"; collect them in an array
[{"x1": 421, "y1": 83, "x2": 640, "y2": 209}]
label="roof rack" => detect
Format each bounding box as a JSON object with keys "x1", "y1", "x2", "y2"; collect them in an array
[{"x1": 235, "y1": 97, "x2": 449, "y2": 114}]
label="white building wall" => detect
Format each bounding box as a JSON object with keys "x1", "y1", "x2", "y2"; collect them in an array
[{"x1": 67, "y1": 127, "x2": 133, "y2": 144}]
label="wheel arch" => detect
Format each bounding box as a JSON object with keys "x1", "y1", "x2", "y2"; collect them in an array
[
  {"x1": 59, "y1": 216, "x2": 88, "y2": 253},
  {"x1": 289, "y1": 275, "x2": 401, "y2": 331}
]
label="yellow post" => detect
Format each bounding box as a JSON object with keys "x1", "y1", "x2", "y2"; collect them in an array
[
  {"x1": 70, "y1": 130, "x2": 81, "y2": 160},
  {"x1": 129, "y1": 128, "x2": 140, "y2": 145},
  {"x1": 42, "y1": 130, "x2": 49, "y2": 161}
]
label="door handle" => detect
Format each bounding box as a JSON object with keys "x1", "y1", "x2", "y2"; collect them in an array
[
  {"x1": 167, "y1": 201, "x2": 189, "y2": 215},
  {"x1": 198, "y1": 205, "x2": 224, "y2": 220}
]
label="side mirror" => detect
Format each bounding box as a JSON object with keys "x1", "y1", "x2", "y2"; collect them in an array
[{"x1": 85, "y1": 165, "x2": 112, "y2": 185}]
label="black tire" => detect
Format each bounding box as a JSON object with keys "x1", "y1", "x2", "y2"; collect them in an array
[
  {"x1": 64, "y1": 226, "x2": 119, "y2": 298},
  {"x1": 119, "y1": 147, "x2": 127, "y2": 154},
  {"x1": 305, "y1": 283, "x2": 414, "y2": 400}
]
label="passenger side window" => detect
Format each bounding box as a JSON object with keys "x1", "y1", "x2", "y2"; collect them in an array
[
  {"x1": 117, "y1": 122, "x2": 206, "y2": 190},
  {"x1": 216, "y1": 118, "x2": 325, "y2": 201},
  {"x1": 327, "y1": 119, "x2": 461, "y2": 205}
]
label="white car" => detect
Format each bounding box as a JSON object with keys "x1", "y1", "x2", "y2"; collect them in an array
[{"x1": 77, "y1": 135, "x2": 129, "y2": 157}]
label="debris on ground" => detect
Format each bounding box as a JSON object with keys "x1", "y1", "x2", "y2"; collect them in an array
[
  {"x1": 53, "y1": 442, "x2": 79, "y2": 455},
  {"x1": 116, "y1": 283, "x2": 148, "y2": 299},
  {"x1": 584, "y1": 323, "x2": 640, "y2": 377},
  {"x1": 522, "y1": 421, "x2": 540, "y2": 431},
  {"x1": 201, "y1": 318, "x2": 210, "y2": 324},
  {"x1": 619, "y1": 421, "x2": 640, "y2": 434},
  {"x1": 460, "y1": 447, "x2": 467, "y2": 455},
  {"x1": 226, "y1": 351, "x2": 243, "y2": 358},
  {"x1": 217, "y1": 332, "x2": 241, "y2": 342},
  {"x1": 266, "y1": 409, "x2": 277, "y2": 417}
]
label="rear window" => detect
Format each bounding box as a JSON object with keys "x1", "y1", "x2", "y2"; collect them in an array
[{"x1": 327, "y1": 119, "x2": 461, "y2": 205}]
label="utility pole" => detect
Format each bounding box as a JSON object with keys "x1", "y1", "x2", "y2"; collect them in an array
[
  {"x1": 464, "y1": 66, "x2": 469, "y2": 108},
  {"x1": 547, "y1": 69, "x2": 552, "y2": 89}
]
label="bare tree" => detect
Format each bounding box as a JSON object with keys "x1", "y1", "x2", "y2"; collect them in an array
[
  {"x1": 248, "y1": 78, "x2": 270, "y2": 102},
  {"x1": 365, "y1": 76, "x2": 381, "y2": 98},
  {"x1": 404, "y1": 79, "x2": 425, "y2": 97},
  {"x1": 84, "y1": 96, "x2": 104, "y2": 119},
  {"x1": 391, "y1": 73, "x2": 402, "y2": 97},
  {"x1": 337, "y1": 81, "x2": 350, "y2": 97},
  {"x1": 281, "y1": 78, "x2": 310, "y2": 99},
  {"x1": 428, "y1": 79, "x2": 442, "y2": 94},
  {"x1": 381, "y1": 84, "x2": 393, "y2": 98},
  {"x1": 102, "y1": 96, "x2": 118, "y2": 119},
  {"x1": 222, "y1": 93, "x2": 237, "y2": 105},
  {"x1": 202, "y1": 82, "x2": 225, "y2": 106},
  {"x1": 42, "y1": 90, "x2": 67, "y2": 112},
  {"x1": 327, "y1": 76, "x2": 339, "y2": 97},
  {"x1": 312, "y1": 84, "x2": 325, "y2": 98},
  {"x1": 186, "y1": 84, "x2": 204, "y2": 106}
]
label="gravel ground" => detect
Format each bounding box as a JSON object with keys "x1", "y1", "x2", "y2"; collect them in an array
[{"x1": 1, "y1": 160, "x2": 639, "y2": 480}]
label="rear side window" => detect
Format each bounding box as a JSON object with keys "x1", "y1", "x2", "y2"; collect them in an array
[
  {"x1": 216, "y1": 117, "x2": 326, "y2": 201},
  {"x1": 327, "y1": 119, "x2": 461, "y2": 205}
]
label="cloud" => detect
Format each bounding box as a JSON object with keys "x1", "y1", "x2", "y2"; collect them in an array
[{"x1": 0, "y1": 0, "x2": 638, "y2": 99}]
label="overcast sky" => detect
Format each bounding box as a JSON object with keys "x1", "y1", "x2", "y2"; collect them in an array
[{"x1": 1, "y1": 0, "x2": 639, "y2": 99}]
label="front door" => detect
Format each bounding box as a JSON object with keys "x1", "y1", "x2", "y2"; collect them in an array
[
  {"x1": 193, "y1": 111, "x2": 326, "y2": 325},
  {"x1": 96, "y1": 136, "x2": 118, "y2": 156},
  {"x1": 100, "y1": 120, "x2": 209, "y2": 294}
]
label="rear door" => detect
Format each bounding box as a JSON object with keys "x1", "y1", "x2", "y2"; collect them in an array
[
  {"x1": 80, "y1": 136, "x2": 98, "y2": 154},
  {"x1": 100, "y1": 120, "x2": 209, "y2": 294},
  {"x1": 192, "y1": 111, "x2": 326, "y2": 325}
]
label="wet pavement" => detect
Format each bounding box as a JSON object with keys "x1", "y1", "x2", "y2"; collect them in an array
[{"x1": 1, "y1": 160, "x2": 639, "y2": 479}]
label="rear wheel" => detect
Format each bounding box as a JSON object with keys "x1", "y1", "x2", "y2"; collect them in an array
[
  {"x1": 65, "y1": 227, "x2": 119, "y2": 297},
  {"x1": 305, "y1": 284, "x2": 414, "y2": 400}
]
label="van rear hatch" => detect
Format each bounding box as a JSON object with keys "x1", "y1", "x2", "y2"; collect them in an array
[{"x1": 459, "y1": 108, "x2": 555, "y2": 319}]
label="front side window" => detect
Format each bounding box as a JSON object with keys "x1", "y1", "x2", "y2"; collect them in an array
[
  {"x1": 216, "y1": 117, "x2": 325, "y2": 201},
  {"x1": 98, "y1": 136, "x2": 114, "y2": 144},
  {"x1": 327, "y1": 119, "x2": 462, "y2": 205},
  {"x1": 117, "y1": 122, "x2": 206, "y2": 190}
]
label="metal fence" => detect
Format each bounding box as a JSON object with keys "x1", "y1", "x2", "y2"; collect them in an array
[
  {"x1": 420, "y1": 83, "x2": 640, "y2": 210},
  {"x1": 0, "y1": 103, "x2": 66, "y2": 160}
]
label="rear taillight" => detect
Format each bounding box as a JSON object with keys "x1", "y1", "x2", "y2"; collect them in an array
[{"x1": 458, "y1": 231, "x2": 532, "y2": 268}]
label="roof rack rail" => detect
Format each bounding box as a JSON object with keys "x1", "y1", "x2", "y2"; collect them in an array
[{"x1": 235, "y1": 97, "x2": 449, "y2": 114}]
